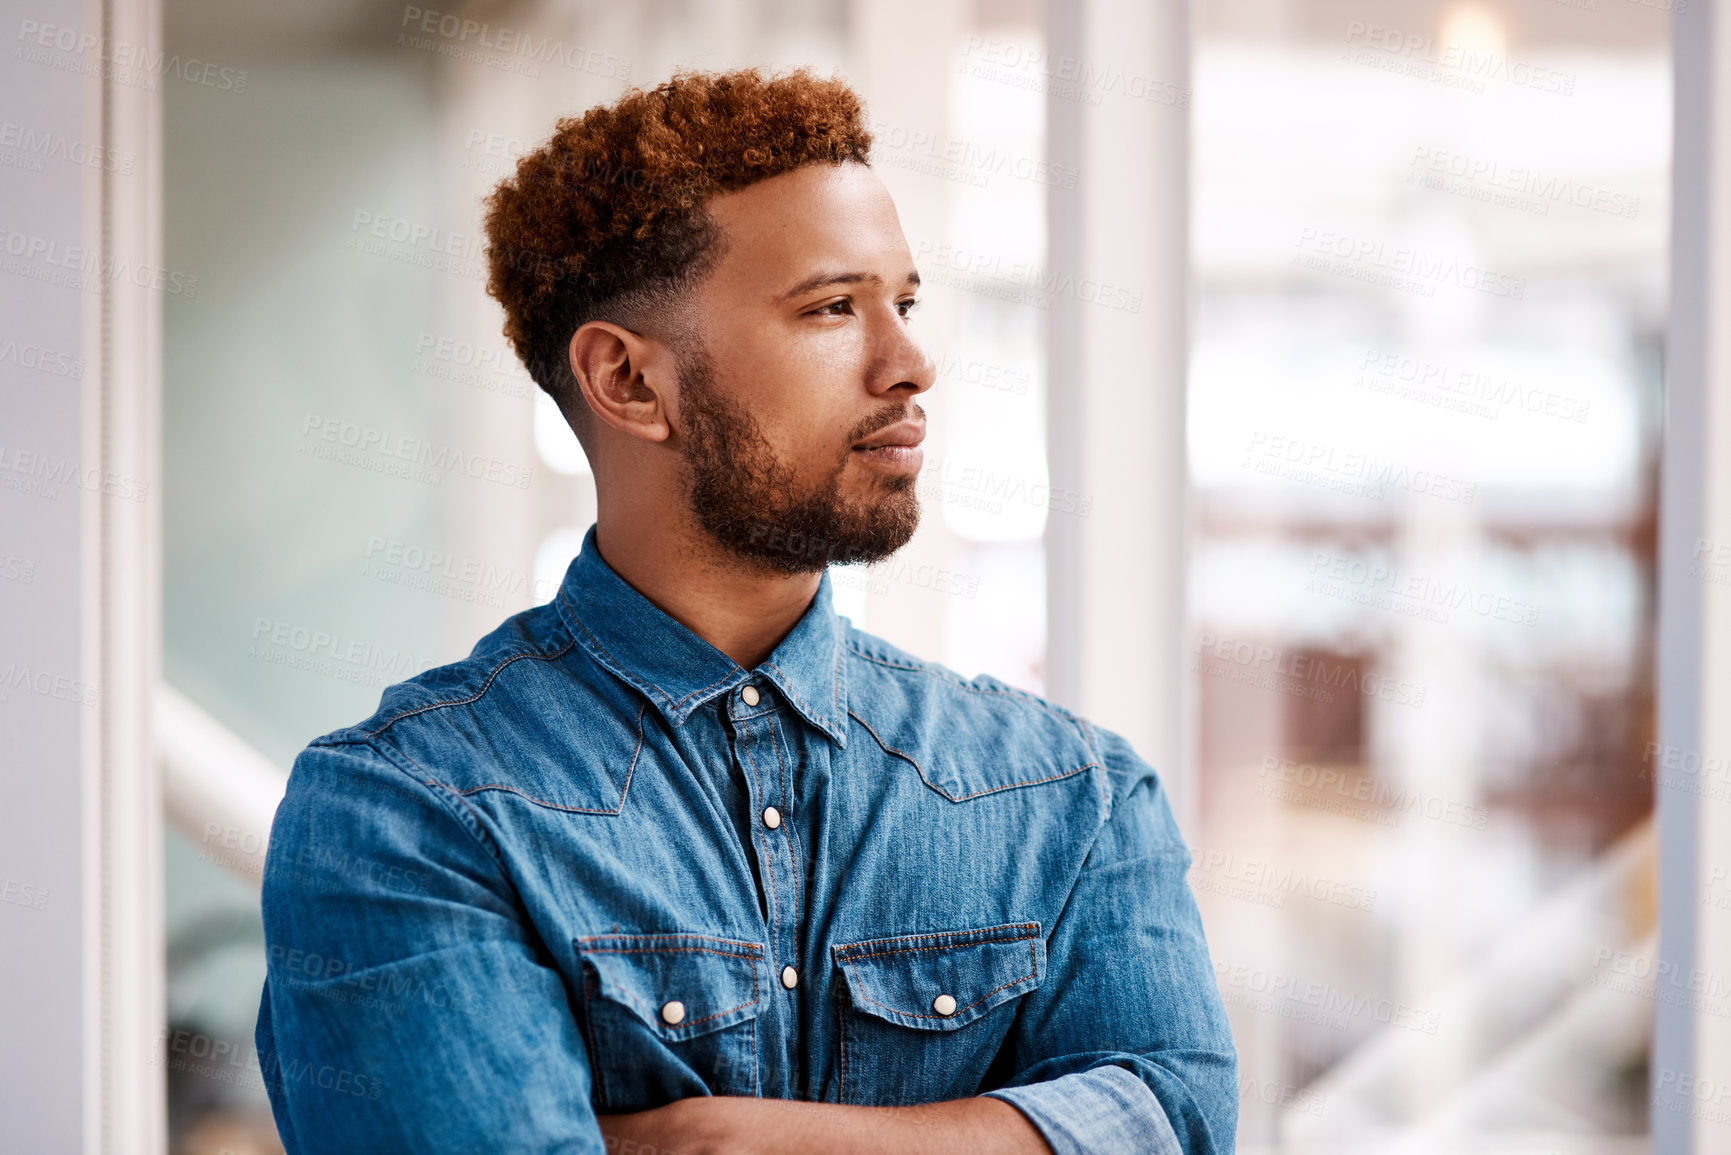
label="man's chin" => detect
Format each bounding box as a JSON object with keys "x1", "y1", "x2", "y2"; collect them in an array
[{"x1": 717, "y1": 499, "x2": 920, "y2": 574}]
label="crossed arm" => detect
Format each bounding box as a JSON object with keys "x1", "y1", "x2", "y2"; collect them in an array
[
  {"x1": 257, "y1": 739, "x2": 1234, "y2": 1154},
  {"x1": 597, "y1": 1095, "x2": 1050, "y2": 1155}
]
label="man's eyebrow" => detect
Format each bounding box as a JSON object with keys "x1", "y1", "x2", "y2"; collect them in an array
[{"x1": 779, "y1": 269, "x2": 922, "y2": 300}]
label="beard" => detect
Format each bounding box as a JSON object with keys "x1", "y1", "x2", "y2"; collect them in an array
[{"x1": 675, "y1": 349, "x2": 921, "y2": 575}]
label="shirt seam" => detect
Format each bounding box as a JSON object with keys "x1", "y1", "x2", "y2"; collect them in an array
[
  {"x1": 561, "y1": 584, "x2": 744, "y2": 718},
  {"x1": 847, "y1": 708, "x2": 1098, "y2": 801},
  {"x1": 849, "y1": 967, "x2": 1036, "y2": 1021},
  {"x1": 845, "y1": 641, "x2": 1089, "y2": 736},
  {"x1": 834, "y1": 922, "x2": 1040, "y2": 956},
  {"x1": 361, "y1": 637, "x2": 578, "y2": 737},
  {"x1": 425, "y1": 699, "x2": 647, "y2": 815}
]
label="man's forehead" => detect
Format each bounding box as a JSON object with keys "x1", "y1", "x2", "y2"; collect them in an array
[{"x1": 704, "y1": 163, "x2": 915, "y2": 289}]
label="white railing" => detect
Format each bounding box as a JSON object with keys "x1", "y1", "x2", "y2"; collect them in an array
[{"x1": 154, "y1": 683, "x2": 288, "y2": 891}]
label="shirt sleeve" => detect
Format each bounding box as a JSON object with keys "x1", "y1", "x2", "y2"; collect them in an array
[
  {"x1": 255, "y1": 738, "x2": 605, "y2": 1154},
  {"x1": 980, "y1": 724, "x2": 1238, "y2": 1155}
]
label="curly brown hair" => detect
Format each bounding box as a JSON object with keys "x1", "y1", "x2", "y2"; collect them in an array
[{"x1": 483, "y1": 68, "x2": 874, "y2": 411}]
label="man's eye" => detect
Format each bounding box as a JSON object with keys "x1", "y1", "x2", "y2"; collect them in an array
[
  {"x1": 813, "y1": 299, "x2": 853, "y2": 316},
  {"x1": 897, "y1": 298, "x2": 921, "y2": 318}
]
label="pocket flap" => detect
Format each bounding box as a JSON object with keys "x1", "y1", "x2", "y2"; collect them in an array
[
  {"x1": 576, "y1": 933, "x2": 765, "y2": 1041},
  {"x1": 832, "y1": 921, "x2": 1043, "y2": 1031}
]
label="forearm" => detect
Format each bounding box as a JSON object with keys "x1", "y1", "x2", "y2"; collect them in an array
[{"x1": 597, "y1": 1094, "x2": 1051, "y2": 1155}]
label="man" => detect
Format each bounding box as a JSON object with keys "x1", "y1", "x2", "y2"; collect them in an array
[{"x1": 257, "y1": 68, "x2": 1236, "y2": 1154}]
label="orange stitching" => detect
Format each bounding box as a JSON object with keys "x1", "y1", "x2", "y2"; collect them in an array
[
  {"x1": 367, "y1": 638, "x2": 576, "y2": 735},
  {"x1": 580, "y1": 942, "x2": 762, "y2": 1028},
  {"x1": 840, "y1": 940, "x2": 1037, "y2": 962},
  {"x1": 575, "y1": 931, "x2": 761, "y2": 947},
  {"x1": 560, "y1": 591, "x2": 744, "y2": 714},
  {"x1": 837, "y1": 921, "x2": 1038, "y2": 949},
  {"x1": 435, "y1": 700, "x2": 646, "y2": 814},
  {"x1": 850, "y1": 969, "x2": 1035, "y2": 1020},
  {"x1": 578, "y1": 942, "x2": 761, "y2": 962},
  {"x1": 760, "y1": 660, "x2": 838, "y2": 736},
  {"x1": 847, "y1": 709, "x2": 1096, "y2": 801},
  {"x1": 845, "y1": 641, "x2": 1091, "y2": 733}
]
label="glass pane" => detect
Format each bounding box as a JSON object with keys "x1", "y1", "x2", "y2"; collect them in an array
[{"x1": 1189, "y1": 2, "x2": 1667, "y2": 1150}]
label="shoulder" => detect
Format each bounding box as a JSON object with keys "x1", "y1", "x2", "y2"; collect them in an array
[
  {"x1": 325, "y1": 600, "x2": 578, "y2": 743},
  {"x1": 840, "y1": 624, "x2": 1105, "y2": 803},
  {"x1": 842, "y1": 624, "x2": 1182, "y2": 849},
  {"x1": 294, "y1": 598, "x2": 637, "y2": 815}
]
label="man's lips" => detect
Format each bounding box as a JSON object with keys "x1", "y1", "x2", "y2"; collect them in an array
[
  {"x1": 850, "y1": 422, "x2": 925, "y2": 473},
  {"x1": 852, "y1": 421, "x2": 926, "y2": 451}
]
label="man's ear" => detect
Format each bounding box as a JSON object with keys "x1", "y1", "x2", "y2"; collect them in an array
[{"x1": 568, "y1": 321, "x2": 673, "y2": 444}]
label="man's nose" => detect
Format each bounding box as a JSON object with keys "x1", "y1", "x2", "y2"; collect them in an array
[{"x1": 868, "y1": 317, "x2": 936, "y2": 397}]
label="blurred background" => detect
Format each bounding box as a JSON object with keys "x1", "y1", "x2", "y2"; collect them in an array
[{"x1": 144, "y1": 0, "x2": 1668, "y2": 1151}]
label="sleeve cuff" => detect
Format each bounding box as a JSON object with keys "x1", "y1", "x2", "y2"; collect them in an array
[{"x1": 983, "y1": 1065, "x2": 1183, "y2": 1155}]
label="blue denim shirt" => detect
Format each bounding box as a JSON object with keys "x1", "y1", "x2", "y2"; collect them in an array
[{"x1": 256, "y1": 527, "x2": 1237, "y2": 1153}]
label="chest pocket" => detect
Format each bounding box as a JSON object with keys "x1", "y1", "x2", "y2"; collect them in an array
[
  {"x1": 576, "y1": 933, "x2": 764, "y2": 1110},
  {"x1": 832, "y1": 921, "x2": 1044, "y2": 1106}
]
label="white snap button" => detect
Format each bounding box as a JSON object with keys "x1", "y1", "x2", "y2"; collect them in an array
[
  {"x1": 762, "y1": 806, "x2": 781, "y2": 830},
  {"x1": 660, "y1": 1000, "x2": 686, "y2": 1025},
  {"x1": 740, "y1": 685, "x2": 760, "y2": 707},
  {"x1": 781, "y1": 966, "x2": 798, "y2": 990},
  {"x1": 932, "y1": 993, "x2": 957, "y2": 1017}
]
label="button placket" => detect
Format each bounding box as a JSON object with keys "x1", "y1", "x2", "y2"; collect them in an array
[{"x1": 735, "y1": 704, "x2": 801, "y2": 990}]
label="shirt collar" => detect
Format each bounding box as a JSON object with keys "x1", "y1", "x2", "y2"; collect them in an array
[{"x1": 554, "y1": 525, "x2": 849, "y2": 747}]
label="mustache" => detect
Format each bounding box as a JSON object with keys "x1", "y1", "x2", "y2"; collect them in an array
[{"x1": 846, "y1": 402, "x2": 924, "y2": 445}]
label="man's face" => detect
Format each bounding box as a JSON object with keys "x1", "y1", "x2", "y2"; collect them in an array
[{"x1": 671, "y1": 162, "x2": 934, "y2": 574}]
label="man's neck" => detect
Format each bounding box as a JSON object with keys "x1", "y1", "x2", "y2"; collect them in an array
[{"x1": 592, "y1": 514, "x2": 822, "y2": 671}]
